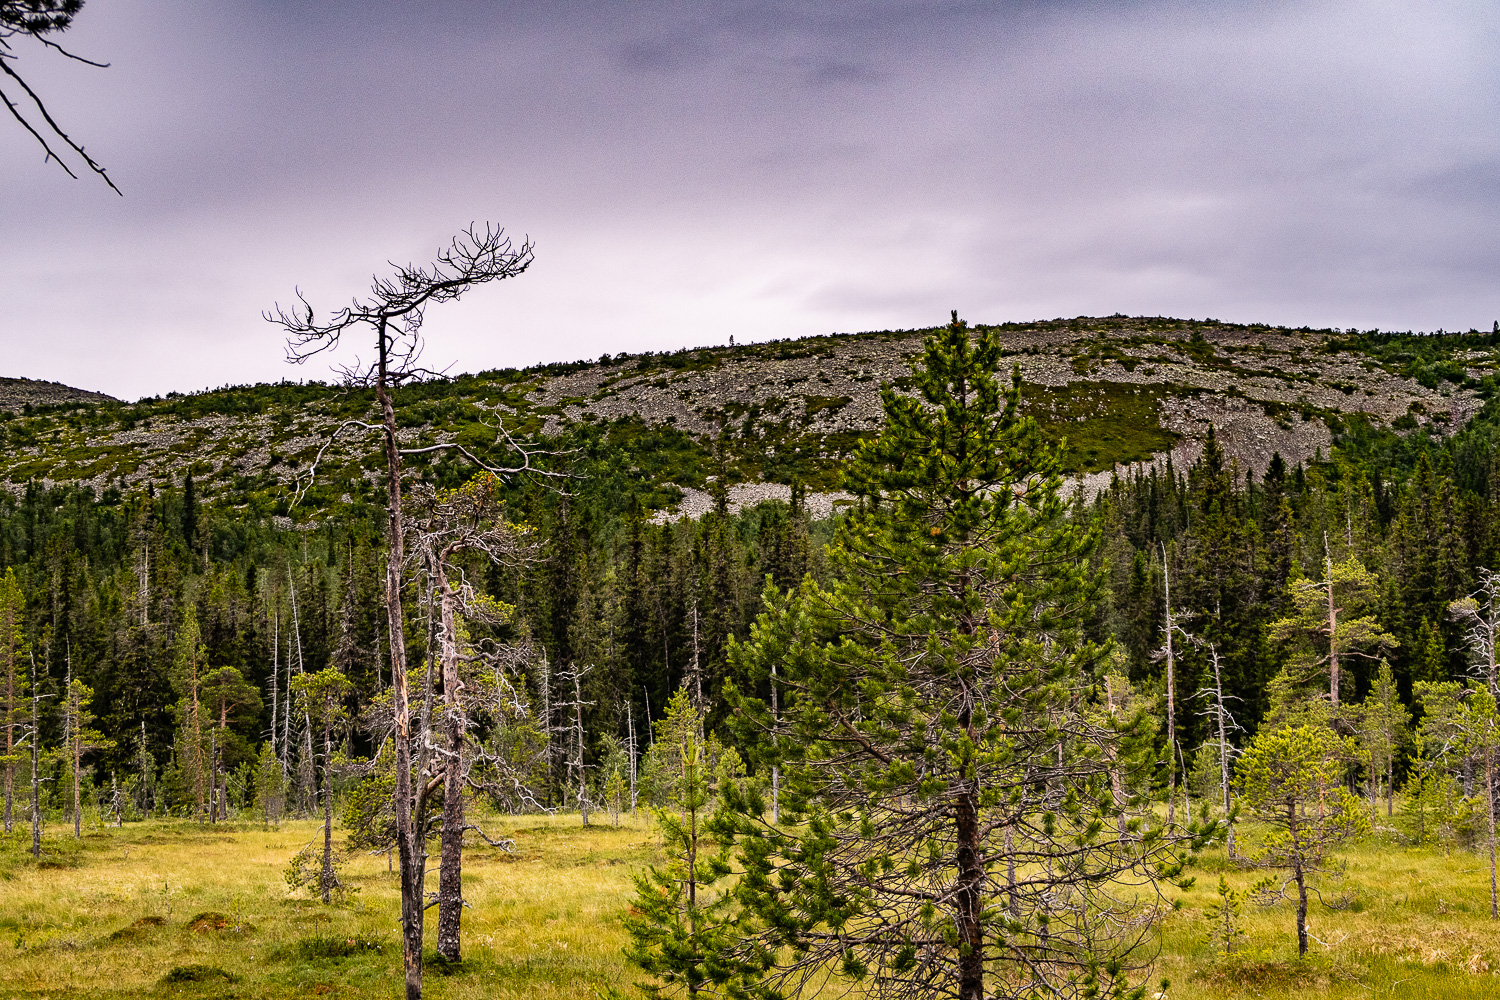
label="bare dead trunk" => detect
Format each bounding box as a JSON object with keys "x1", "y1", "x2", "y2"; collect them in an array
[
  {"x1": 437, "y1": 578, "x2": 466, "y2": 963},
  {"x1": 1326, "y1": 549, "x2": 1340, "y2": 709},
  {"x1": 3, "y1": 604, "x2": 17, "y2": 834},
  {"x1": 627, "y1": 703, "x2": 638, "y2": 812},
  {"x1": 574, "y1": 671, "x2": 589, "y2": 827},
  {"x1": 73, "y1": 732, "x2": 82, "y2": 840},
  {"x1": 209, "y1": 727, "x2": 218, "y2": 826},
  {"x1": 30, "y1": 690, "x2": 40, "y2": 857},
  {"x1": 1488, "y1": 747, "x2": 1497, "y2": 921},
  {"x1": 322, "y1": 725, "x2": 335, "y2": 904},
  {"x1": 3, "y1": 663, "x2": 12, "y2": 834},
  {"x1": 192, "y1": 687, "x2": 205, "y2": 823},
  {"x1": 1162, "y1": 544, "x2": 1177, "y2": 827},
  {"x1": 377, "y1": 348, "x2": 423, "y2": 1000},
  {"x1": 1210, "y1": 647, "x2": 1235, "y2": 857},
  {"x1": 770, "y1": 660, "x2": 780, "y2": 824},
  {"x1": 1387, "y1": 756, "x2": 1395, "y2": 817}
]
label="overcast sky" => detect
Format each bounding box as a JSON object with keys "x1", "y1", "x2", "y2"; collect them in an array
[{"x1": 3, "y1": 1, "x2": 1498, "y2": 400}]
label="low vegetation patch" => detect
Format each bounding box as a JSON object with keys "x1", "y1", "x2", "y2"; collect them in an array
[
  {"x1": 107, "y1": 915, "x2": 166, "y2": 941},
  {"x1": 161, "y1": 964, "x2": 239, "y2": 984},
  {"x1": 274, "y1": 934, "x2": 386, "y2": 961}
]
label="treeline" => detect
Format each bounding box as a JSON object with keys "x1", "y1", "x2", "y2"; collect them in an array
[
  {"x1": 1099, "y1": 396, "x2": 1500, "y2": 760},
  {"x1": 2, "y1": 371, "x2": 1500, "y2": 830},
  {"x1": 7, "y1": 315, "x2": 1500, "y2": 997},
  {"x1": 0, "y1": 465, "x2": 837, "y2": 824}
]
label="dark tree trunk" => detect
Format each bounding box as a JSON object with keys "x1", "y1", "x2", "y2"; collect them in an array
[
  {"x1": 1295, "y1": 863, "x2": 1308, "y2": 957},
  {"x1": 955, "y1": 783, "x2": 984, "y2": 999}
]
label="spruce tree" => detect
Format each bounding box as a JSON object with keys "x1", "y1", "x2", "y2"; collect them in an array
[
  {"x1": 290, "y1": 667, "x2": 353, "y2": 903},
  {"x1": 1356, "y1": 660, "x2": 1408, "y2": 817},
  {"x1": 62, "y1": 679, "x2": 114, "y2": 839},
  {"x1": 728, "y1": 313, "x2": 1187, "y2": 1000},
  {"x1": 1237, "y1": 724, "x2": 1367, "y2": 957},
  {"x1": 622, "y1": 689, "x2": 749, "y2": 998}
]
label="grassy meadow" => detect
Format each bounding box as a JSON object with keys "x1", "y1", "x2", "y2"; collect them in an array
[{"x1": 2, "y1": 811, "x2": 1500, "y2": 999}]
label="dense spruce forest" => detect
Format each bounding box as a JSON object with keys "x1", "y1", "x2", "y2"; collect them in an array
[
  {"x1": 5, "y1": 316, "x2": 1500, "y2": 997},
  {"x1": 2, "y1": 334, "x2": 1497, "y2": 818}
]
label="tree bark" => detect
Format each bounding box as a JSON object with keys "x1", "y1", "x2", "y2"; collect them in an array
[
  {"x1": 30, "y1": 690, "x2": 40, "y2": 857},
  {"x1": 436, "y1": 576, "x2": 466, "y2": 963},
  {"x1": 3, "y1": 660, "x2": 12, "y2": 835},
  {"x1": 377, "y1": 334, "x2": 423, "y2": 1000},
  {"x1": 574, "y1": 671, "x2": 589, "y2": 827},
  {"x1": 956, "y1": 781, "x2": 984, "y2": 1000},
  {"x1": 1295, "y1": 863, "x2": 1309, "y2": 957},
  {"x1": 1488, "y1": 747, "x2": 1497, "y2": 921},
  {"x1": 1211, "y1": 647, "x2": 1236, "y2": 858},
  {"x1": 73, "y1": 716, "x2": 82, "y2": 840},
  {"x1": 322, "y1": 725, "x2": 335, "y2": 904},
  {"x1": 955, "y1": 664, "x2": 983, "y2": 1000},
  {"x1": 1325, "y1": 550, "x2": 1340, "y2": 709},
  {"x1": 1162, "y1": 546, "x2": 1178, "y2": 827}
]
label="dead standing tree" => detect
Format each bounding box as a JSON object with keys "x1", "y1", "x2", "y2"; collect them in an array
[
  {"x1": 268, "y1": 225, "x2": 536, "y2": 1000},
  {"x1": 405, "y1": 476, "x2": 539, "y2": 964}
]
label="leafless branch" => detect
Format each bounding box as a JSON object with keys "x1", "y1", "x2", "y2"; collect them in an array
[
  {"x1": 0, "y1": 6, "x2": 119, "y2": 193},
  {"x1": 269, "y1": 224, "x2": 533, "y2": 375}
]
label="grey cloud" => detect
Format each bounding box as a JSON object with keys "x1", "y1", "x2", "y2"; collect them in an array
[{"x1": 2, "y1": 1, "x2": 1498, "y2": 399}]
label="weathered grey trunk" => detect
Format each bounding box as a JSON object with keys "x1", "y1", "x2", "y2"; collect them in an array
[
  {"x1": 770, "y1": 660, "x2": 780, "y2": 824},
  {"x1": 626, "y1": 703, "x2": 638, "y2": 812},
  {"x1": 209, "y1": 728, "x2": 218, "y2": 825},
  {"x1": 321, "y1": 725, "x2": 335, "y2": 904},
  {"x1": 1161, "y1": 543, "x2": 1178, "y2": 826},
  {"x1": 73, "y1": 721, "x2": 82, "y2": 840},
  {"x1": 1210, "y1": 647, "x2": 1236, "y2": 857},
  {"x1": 376, "y1": 344, "x2": 424, "y2": 1000},
  {"x1": 436, "y1": 579, "x2": 466, "y2": 963},
  {"x1": 30, "y1": 689, "x2": 40, "y2": 857},
  {"x1": 1295, "y1": 861, "x2": 1309, "y2": 957},
  {"x1": 574, "y1": 671, "x2": 589, "y2": 827},
  {"x1": 1488, "y1": 748, "x2": 1497, "y2": 921},
  {"x1": 1325, "y1": 548, "x2": 1341, "y2": 709},
  {"x1": 3, "y1": 681, "x2": 12, "y2": 834}
]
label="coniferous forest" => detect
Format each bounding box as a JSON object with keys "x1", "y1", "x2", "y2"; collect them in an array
[{"x1": 6, "y1": 313, "x2": 1500, "y2": 999}]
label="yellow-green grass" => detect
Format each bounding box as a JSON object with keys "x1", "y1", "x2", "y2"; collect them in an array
[
  {"x1": 3, "y1": 814, "x2": 1500, "y2": 998},
  {"x1": 0, "y1": 813, "x2": 652, "y2": 998}
]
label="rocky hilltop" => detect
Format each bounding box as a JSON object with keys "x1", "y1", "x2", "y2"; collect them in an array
[
  {"x1": 0, "y1": 377, "x2": 118, "y2": 411},
  {"x1": 0, "y1": 317, "x2": 1490, "y2": 517}
]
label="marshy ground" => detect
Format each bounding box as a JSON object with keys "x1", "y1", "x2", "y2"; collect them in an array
[{"x1": 2, "y1": 813, "x2": 1500, "y2": 998}]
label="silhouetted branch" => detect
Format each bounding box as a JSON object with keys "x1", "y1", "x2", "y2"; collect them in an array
[{"x1": 0, "y1": 3, "x2": 119, "y2": 193}]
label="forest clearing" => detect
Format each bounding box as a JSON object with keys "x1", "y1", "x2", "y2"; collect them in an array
[
  {"x1": 7, "y1": 3, "x2": 1499, "y2": 998},
  {"x1": 3, "y1": 814, "x2": 1500, "y2": 1000},
  {"x1": 5, "y1": 308, "x2": 1500, "y2": 1000}
]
